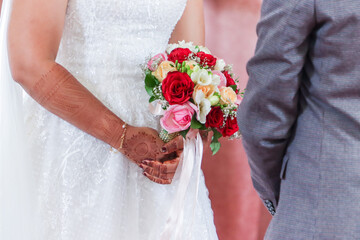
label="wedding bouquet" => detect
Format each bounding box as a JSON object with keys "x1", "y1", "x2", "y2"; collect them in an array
[{"x1": 145, "y1": 41, "x2": 243, "y2": 155}]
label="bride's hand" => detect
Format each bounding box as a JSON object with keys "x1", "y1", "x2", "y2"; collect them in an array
[
  {"x1": 140, "y1": 151, "x2": 182, "y2": 185},
  {"x1": 119, "y1": 125, "x2": 183, "y2": 184},
  {"x1": 139, "y1": 130, "x2": 209, "y2": 185}
]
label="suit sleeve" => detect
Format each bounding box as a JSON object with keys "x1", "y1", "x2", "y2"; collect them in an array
[{"x1": 237, "y1": 0, "x2": 316, "y2": 210}]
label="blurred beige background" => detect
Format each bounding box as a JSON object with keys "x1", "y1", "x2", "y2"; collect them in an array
[{"x1": 202, "y1": 0, "x2": 272, "y2": 239}]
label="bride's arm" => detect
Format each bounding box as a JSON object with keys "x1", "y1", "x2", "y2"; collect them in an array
[
  {"x1": 8, "y1": 0, "x2": 183, "y2": 184},
  {"x1": 169, "y1": 0, "x2": 205, "y2": 46}
]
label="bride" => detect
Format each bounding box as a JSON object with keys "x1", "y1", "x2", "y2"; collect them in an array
[{"x1": 0, "y1": 0, "x2": 218, "y2": 239}]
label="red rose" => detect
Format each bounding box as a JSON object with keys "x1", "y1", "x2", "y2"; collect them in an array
[
  {"x1": 197, "y1": 51, "x2": 217, "y2": 68},
  {"x1": 168, "y1": 48, "x2": 192, "y2": 64},
  {"x1": 218, "y1": 116, "x2": 239, "y2": 137},
  {"x1": 205, "y1": 107, "x2": 224, "y2": 128},
  {"x1": 162, "y1": 72, "x2": 194, "y2": 105},
  {"x1": 223, "y1": 71, "x2": 239, "y2": 93}
]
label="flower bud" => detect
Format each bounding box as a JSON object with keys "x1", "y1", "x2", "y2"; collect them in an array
[{"x1": 209, "y1": 95, "x2": 220, "y2": 106}]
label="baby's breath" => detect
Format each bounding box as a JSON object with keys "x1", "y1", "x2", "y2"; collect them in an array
[{"x1": 153, "y1": 84, "x2": 165, "y2": 101}]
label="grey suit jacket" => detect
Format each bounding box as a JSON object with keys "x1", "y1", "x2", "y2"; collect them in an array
[{"x1": 238, "y1": 0, "x2": 360, "y2": 239}]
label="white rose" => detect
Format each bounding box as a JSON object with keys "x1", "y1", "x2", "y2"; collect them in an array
[
  {"x1": 193, "y1": 89, "x2": 212, "y2": 123},
  {"x1": 193, "y1": 88, "x2": 205, "y2": 105},
  {"x1": 197, "y1": 99, "x2": 211, "y2": 124},
  {"x1": 167, "y1": 41, "x2": 196, "y2": 54},
  {"x1": 177, "y1": 40, "x2": 196, "y2": 52},
  {"x1": 191, "y1": 69, "x2": 212, "y2": 85},
  {"x1": 214, "y1": 59, "x2": 226, "y2": 72},
  {"x1": 198, "y1": 46, "x2": 212, "y2": 54},
  {"x1": 166, "y1": 44, "x2": 179, "y2": 54}
]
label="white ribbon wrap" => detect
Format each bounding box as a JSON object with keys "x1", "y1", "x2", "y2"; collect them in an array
[
  {"x1": 159, "y1": 131, "x2": 204, "y2": 240},
  {"x1": 149, "y1": 100, "x2": 165, "y2": 116}
]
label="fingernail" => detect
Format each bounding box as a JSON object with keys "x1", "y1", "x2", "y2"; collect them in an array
[{"x1": 139, "y1": 164, "x2": 144, "y2": 169}]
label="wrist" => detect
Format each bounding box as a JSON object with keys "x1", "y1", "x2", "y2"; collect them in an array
[
  {"x1": 108, "y1": 120, "x2": 127, "y2": 150},
  {"x1": 116, "y1": 123, "x2": 135, "y2": 153},
  {"x1": 118, "y1": 122, "x2": 128, "y2": 149}
]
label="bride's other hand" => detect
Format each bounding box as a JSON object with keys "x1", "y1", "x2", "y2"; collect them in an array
[
  {"x1": 119, "y1": 125, "x2": 183, "y2": 169},
  {"x1": 140, "y1": 153, "x2": 181, "y2": 185}
]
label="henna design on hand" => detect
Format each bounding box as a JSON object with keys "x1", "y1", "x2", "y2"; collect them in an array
[
  {"x1": 119, "y1": 126, "x2": 184, "y2": 184},
  {"x1": 140, "y1": 157, "x2": 180, "y2": 185},
  {"x1": 122, "y1": 130, "x2": 162, "y2": 163}
]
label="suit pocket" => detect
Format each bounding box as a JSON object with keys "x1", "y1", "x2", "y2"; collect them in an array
[{"x1": 280, "y1": 155, "x2": 290, "y2": 180}]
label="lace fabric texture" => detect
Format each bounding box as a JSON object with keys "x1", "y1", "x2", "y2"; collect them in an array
[{"x1": 23, "y1": 0, "x2": 218, "y2": 239}]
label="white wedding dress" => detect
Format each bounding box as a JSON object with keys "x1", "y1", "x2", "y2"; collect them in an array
[{"x1": 19, "y1": 0, "x2": 218, "y2": 239}]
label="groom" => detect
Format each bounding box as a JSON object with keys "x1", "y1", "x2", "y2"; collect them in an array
[{"x1": 238, "y1": 0, "x2": 360, "y2": 239}]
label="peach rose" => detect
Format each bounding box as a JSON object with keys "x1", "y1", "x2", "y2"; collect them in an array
[
  {"x1": 184, "y1": 60, "x2": 198, "y2": 70},
  {"x1": 193, "y1": 84, "x2": 216, "y2": 100},
  {"x1": 152, "y1": 61, "x2": 176, "y2": 82},
  {"x1": 220, "y1": 87, "x2": 237, "y2": 105}
]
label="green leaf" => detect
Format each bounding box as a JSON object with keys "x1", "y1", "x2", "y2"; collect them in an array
[
  {"x1": 145, "y1": 73, "x2": 157, "y2": 88},
  {"x1": 191, "y1": 116, "x2": 203, "y2": 129},
  {"x1": 149, "y1": 96, "x2": 156, "y2": 103},
  {"x1": 210, "y1": 142, "x2": 221, "y2": 155},
  {"x1": 145, "y1": 85, "x2": 154, "y2": 96},
  {"x1": 212, "y1": 128, "x2": 222, "y2": 142},
  {"x1": 179, "y1": 128, "x2": 190, "y2": 139},
  {"x1": 229, "y1": 85, "x2": 238, "y2": 92},
  {"x1": 200, "y1": 125, "x2": 207, "y2": 131}
]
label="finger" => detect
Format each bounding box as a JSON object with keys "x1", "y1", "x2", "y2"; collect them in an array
[
  {"x1": 142, "y1": 159, "x2": 179, "y2": 174},
  {"x1": 161, "y1": 135, "x2": 184, "y2": 154},
  {"x1": 143, "y1": 167, "x2": 174, "y2": 180},
  {"x1": 140, "y1": 164, "x2": 155, "y2": 176},
  {"x1": 141, "y1": 160, "x2": 160, "y2": 168},
  {"x1": 142, "y1": 161, "x2": 165, "y2": 178},
  {"x1": 161, "y1": 159, "x2": 179, "y2": 173},
  {"x1": 143, "y1": 172, "x2": 172, "y2": 185},
  {"x1": 141, "y1": 161, "x2": 161, "y2": 178}
]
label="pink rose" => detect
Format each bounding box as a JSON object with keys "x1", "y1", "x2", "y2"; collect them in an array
[
  {"x1": 212, "y1": 70, "x2": 227, "y2": 87},
  {"x1": 147, "y1": 53, "x2": 167, "y2": 71},
  {"x1": 235, "y1": 94, "x2": 243, "y2": 105},
  {"x1": 160, "y1": 102, "x2": 198, "y2": 134}
]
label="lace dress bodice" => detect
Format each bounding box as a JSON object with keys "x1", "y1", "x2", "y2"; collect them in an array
[
  {"x1": 56, "y1": 0, "x2": 187, "y2": 128},
  {"x1": 23, "y1": 0, "x2": 218, "y2": 239}
]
